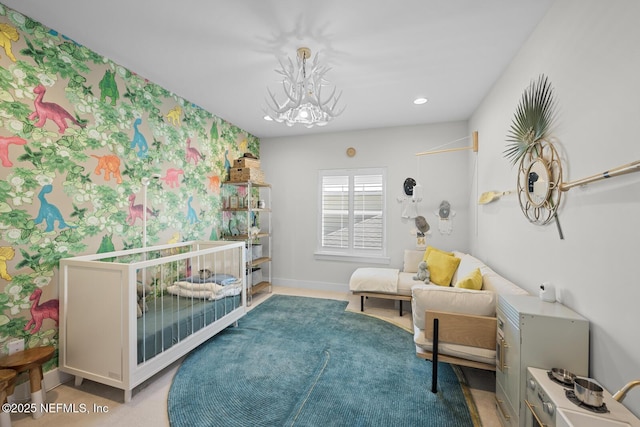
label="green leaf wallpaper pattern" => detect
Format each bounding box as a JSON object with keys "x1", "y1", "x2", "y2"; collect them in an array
[{"x1": 0, "y1": 4, "x2": 258, "y2": 360}]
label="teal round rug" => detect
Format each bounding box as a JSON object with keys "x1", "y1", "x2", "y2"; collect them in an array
[{"x1": 168, "y1": 295, "x2": 475, "y2": 427}]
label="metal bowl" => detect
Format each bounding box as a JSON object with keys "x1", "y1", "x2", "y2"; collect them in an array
[
  {"x1": 551, "y1": 368, "x2": 576, "y2": 385},
  {"x1": 574, "y1": 378, "x2": 604, "y2": 407}
]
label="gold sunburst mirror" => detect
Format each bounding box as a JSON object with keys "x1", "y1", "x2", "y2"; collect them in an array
[
  {"x1": 505, "y1": 75, "x2": 640, "y2": 239},
  {"x1": 505, "y1": 74, "x2": 564, "y2": 238}
]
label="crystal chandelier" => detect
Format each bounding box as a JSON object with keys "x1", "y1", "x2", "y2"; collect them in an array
[{"x1": 264, "y1": 47, "x2": 344, "y2": 128}]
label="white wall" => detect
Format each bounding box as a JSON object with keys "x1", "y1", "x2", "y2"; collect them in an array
[
  {"x1": 469, "y1": 0, "x2": 640, "y2": 415},
  {"x1": 261, "y1": 121, "x2": 471, "y2": 291}
]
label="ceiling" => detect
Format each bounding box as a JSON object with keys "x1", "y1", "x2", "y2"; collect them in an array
[{"x1": 2, "y1": 0, "x2": 554, "y2": 139}]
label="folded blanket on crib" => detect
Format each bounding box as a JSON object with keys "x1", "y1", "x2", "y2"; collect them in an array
[
  {"x1": 167, "y1": 279, "x2": 242, "y2": 300},
  {"x1": 172, "y1": 281, "x2": 224, "y2": 292},
  {"x1": 180, "y1": 273, "x2": 236, "y2": 284}
]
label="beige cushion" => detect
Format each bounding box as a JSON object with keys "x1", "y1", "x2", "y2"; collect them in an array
[
  {"x1": 411, "y1": 284, "x2": 497, "y2": 329},
  {"x1": 349, "y1": 268, "x2": 399, "y2": 293},
  {"x1": 397, "y1": 272, "x2": 424, "y2": 296},
  {"x1": 403, "y1": 249, "x2": 425, "y2": 273},
  {"x1": 482, "y1": 270, "x2": 528, "y2": 295}
]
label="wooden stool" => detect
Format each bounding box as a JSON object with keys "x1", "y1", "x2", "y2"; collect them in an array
[
  {"x1": 0, "y1": 369, "x2": 17, "y2": 427},
  {"x1": 0, "y1": 346, "x2": 54, "y2": 420}
]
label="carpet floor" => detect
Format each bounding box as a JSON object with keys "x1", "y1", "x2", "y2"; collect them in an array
[{"x1": 168, "y1": 295, "x2": 475, "y2": 426}]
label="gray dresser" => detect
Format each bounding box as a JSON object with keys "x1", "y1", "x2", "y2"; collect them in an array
[{"x1": 495, "y1": 294, "x2": 589, "y2": 427}]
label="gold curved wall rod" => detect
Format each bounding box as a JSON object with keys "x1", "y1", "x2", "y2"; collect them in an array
[{"x1": 560, "y1": 159, "x2": 640, "y2": 191}]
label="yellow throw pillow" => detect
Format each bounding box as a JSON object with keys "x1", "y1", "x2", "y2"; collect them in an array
[
  {"x1": 422, "y1": 245, "x2": 454, "y2": 262},
  {"x1": 455, "y1": 268, "x2": 483, "y2": 290},
  {"x1": 426, "y1": 250, "x2": 461, "y2": 286}
]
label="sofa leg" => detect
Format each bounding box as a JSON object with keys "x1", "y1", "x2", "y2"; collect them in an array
[
  {"x1": 399, "y1": 300, "x2": 403, "y2": 317},
  {"x1": 360, "y1": 295, "x2": 364, "y2": 312},
  {"x1": 431, "y1": 318, "x2": 439, "y2": 393}
]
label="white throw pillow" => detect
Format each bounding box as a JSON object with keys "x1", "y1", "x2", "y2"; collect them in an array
[{"x1": 451, "y1": 253, "x2": 486, "y2": 285}]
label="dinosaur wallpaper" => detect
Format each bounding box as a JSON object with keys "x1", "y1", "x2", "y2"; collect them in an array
[{"x1": 0, "y1": 4, "x2": 258, "y2": 372}]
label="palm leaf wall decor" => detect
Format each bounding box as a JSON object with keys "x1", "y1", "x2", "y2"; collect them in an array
[{"x1": 504, "y1": 74, "x2": 558, "y2": 165}]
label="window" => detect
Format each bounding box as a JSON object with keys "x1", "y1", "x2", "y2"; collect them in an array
[{"x1": 316, "y1": 168, "x2": 387, "y2": 262}]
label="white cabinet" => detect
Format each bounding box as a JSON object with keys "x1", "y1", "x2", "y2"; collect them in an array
[
  {"x1": 221, "y1": 181, "x2": 271, "y2": 304},
  {"x1": 495, "y1": 294, "x2": 589, "y2": 427}
]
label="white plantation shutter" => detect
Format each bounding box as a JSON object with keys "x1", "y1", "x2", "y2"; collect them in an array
[
  {"x1": 321, "y1": 175, "x2": 349, "y2": 249},
  {"x1": 353, "y1": 174, "x2": 383, "y2": 250},
  {"x1": 318, "y1": 168, "x2": 386, "y2": 258}
]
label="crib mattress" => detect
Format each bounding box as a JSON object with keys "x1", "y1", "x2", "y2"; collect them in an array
[{"x1": 137, "y1": 294, "x2": 241, "y2": 364}]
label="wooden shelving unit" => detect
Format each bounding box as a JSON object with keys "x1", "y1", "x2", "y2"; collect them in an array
[{"x1": 221, "y1": 181, "x2": 272, "y2": 302}]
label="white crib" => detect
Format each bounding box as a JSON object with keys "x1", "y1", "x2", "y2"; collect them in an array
[{"x1": 59, "y1": 240, "x2": 246, "y2": 402}]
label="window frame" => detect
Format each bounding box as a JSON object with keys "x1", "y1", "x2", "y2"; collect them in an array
[{"x1": 314, "y1": 167, "x2": 389, "y2": 264}]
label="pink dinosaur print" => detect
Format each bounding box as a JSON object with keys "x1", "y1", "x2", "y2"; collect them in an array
[
  {"x1": 24, "y1": 288, "x2": 59, "y2": 334},
  {"x1": 126, "y1": 193, "x2": 155, "y2": 225},
  {"x1": 185, "y1": 138, "x2": 204, "y2": 165},
  {"x1": 161, "y1": 168, "x2": 184, "y2": 188},
  {"x1": 28, "y1": 84, "x2": 85, "y2": 134},
  {"x1": 0, "y1": 135, "x2": 27, "y2": 167}
]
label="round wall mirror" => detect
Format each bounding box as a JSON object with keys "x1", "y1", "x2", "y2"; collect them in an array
[
  {"x1": 516, "y1": 141, "x2": 562, "y2": 225},
  {"x1": 526, "y1": 159, "x2": 551, "y2": 207}
]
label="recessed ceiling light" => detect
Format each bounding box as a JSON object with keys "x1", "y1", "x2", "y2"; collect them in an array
[{"x1": 413, "y1": 97, "x2": 428, "y2": 105}]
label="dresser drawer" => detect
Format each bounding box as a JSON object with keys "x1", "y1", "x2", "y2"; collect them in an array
[{"x1": 495, "y1": 380, "x2": 517, "y2": 427}]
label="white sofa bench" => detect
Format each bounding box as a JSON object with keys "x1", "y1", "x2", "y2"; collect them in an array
[
  {"x1": 349, "y1": 247, "x2": 528, "y2": 391},
  {"x1": 411, "y1": 249, "x2": 528, "y2": 391},
  {"x1": 348, "y1": 249, "x2": 443, "y2": 316}
]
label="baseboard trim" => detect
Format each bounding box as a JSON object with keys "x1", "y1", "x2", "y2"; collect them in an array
[
  {"x1": 272, "y1": 277, "x2": 349, "y2": 294},
  {"x1": 8, "y1": 368, "x2": 73, "y2": 403}
]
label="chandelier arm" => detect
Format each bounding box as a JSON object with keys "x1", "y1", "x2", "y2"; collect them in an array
[
  {"x1": 330, "y1": 90, "x2": 343, "y2": 107},
  {"x1": 324, "y1": 94, "x2": 346, "y2": 117},
  {"x1": 310, "y1": 53, "x2": 321, "y2": 70},
  {"x1": 317, "y1": 86, "x2": 338, "y2": 108},
  {"x1": 311, "y1": 67, "x2": 330, "y2": 83},
  {"x1": 274, "y1": 57, "x2": 298, "y2": 85},
  {"x1": 285, "y1": 56, "x2": 295, "y2": 74},
  {"x1": 316, "y1": 84, "x2": 343, "y2": 112},
  {"x1": 281, "y1": 81, "x2": 303, "y2": 106},
  {"x1": 323, "y1": 106, "x2": 345, "y2": 118},
  {"x1": 266, "y1": 89, "x2": 295, "y2": 114}
]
